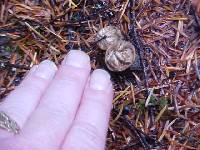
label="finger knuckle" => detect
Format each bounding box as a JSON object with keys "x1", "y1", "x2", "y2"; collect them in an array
[
  {"x1": 73, "y1": 121, "x2": 104, "y2": 148},
  {"x1": 57, "y1": 67, "x2": 86, "y2": 85},
  {"x1": 21, "y1": 76, "x2": 47, "y2": 92}
]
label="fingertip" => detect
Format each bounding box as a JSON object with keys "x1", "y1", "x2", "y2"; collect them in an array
[
  {"x1": 61, "y1": 69, "x2": 113, "y2": 150},
  {"x1": 62, "y1": 50, "x2": 90, "y2": 69},
  {"x1": 89, "y1": 69, "x2": 111, "y2": 91},
  {"x1": 0, "y1": 61, "x2": 58, "y2": 140},
  {"x1": 33, "y1": 60, "x2": 57, "y2": 80},
  {"x1": 24, "y1": 60, "x2": 57, "y2": 82}
]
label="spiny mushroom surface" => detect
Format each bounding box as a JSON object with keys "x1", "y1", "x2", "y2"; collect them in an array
[
  {"x1": 95, "y1": 26, "x2": 123, "y2": 50},
  {"x1": 105, "y1": 40, "x2": 136, "y2": 72}
]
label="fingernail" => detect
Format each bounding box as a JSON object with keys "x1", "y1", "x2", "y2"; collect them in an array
[
  {"x1": 34, "y1": 60, "x2": 57, "y2": 79},
  {"x1": 90, "y1": 69, "x2": 111, "y2": 90},
  {"x1": 63, "y1": 50, "x2": 90, "y2": 68}
]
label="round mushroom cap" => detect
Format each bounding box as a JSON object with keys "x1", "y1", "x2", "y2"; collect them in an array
[
  {"x1": 96, "y1": 26, "x2": 123, "y2": 50},
  {"x1": 105, "y1": 40, "x2": 136, "y2": 72}
]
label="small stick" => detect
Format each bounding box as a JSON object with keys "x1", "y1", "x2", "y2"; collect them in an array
[
  {"x1": 173, "y1": 82, "x2": 181, "y2": 116},
  {"x1": 122, "y1": 116, "x2": 151, "y2": 150},
  {"x1": 128, "y1": 0, "x2": 149, "y2": 92},
  {"x1": 119, "y1": 0, "x2": 129, "y2": 20},
  {"x1": 194, "y1": 51, "x2": 200, "y2": 80}
]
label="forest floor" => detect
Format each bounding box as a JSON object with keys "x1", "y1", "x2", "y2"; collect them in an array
[{"x1": 0, "y1": 0, "x2": 200, "y2": 149}]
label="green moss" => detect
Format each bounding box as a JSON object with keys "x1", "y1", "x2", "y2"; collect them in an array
[
  {"x1": 158, "y1": 97, "x2": 169, "y2": 110},
  {"x1": 4, "y1": 45, "x2": 23, "y2": 56},
  {"x1": 149, "y1": 95, "x2": 157, "y2": 105},
  {"x1": 4, "y1": 45, "x2": 14, "y2": 52},
  {"x1": 136, "y1": 99, "x2": 146, "y2": 112}
]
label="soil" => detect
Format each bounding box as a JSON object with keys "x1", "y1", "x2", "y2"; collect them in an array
[{"x1": 0, "y1": 0, "x2": 200, "y2": 149}]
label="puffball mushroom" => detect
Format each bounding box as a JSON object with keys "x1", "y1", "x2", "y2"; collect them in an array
[
  {"x1": 96, "y1": 26, "x2": 136, "y2": 72},
  {"x1": 105, "y1": 40, "x2": 136, "y2": 72},
  {"x1": 95, "y1": 26, "x2": 123, "y2": 50}
]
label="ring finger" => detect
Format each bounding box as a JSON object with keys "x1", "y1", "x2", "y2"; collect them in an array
[{"x1": 0, "y1": 60, "x2": 57, "y2": 139}]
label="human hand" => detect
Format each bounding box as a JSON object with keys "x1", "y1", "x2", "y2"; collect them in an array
[{"x1": 0, "y1": 50, "x2": 113, "y2": 150}]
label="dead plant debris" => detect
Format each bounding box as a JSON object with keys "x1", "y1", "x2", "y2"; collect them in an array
[{"x1": 0, "y1": 0, "x2": 200, "y2": 149}]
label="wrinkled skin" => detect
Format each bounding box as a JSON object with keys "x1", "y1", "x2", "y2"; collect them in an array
[{"x1": 0, "y1": 50, "x2": 113, "y2": 150}]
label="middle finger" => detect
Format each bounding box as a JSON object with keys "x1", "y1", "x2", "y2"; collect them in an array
[{"x1": 16, "y1": 50, "x2": 91, "y2": 150}]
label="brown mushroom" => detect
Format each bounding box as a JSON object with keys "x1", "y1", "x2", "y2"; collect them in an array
[
  {"x1": 105, "y1": 40, "x2": 136, "y2": 72},
  {"x1": 95, "y1": 26, "x2": 123, "y2": 50}
]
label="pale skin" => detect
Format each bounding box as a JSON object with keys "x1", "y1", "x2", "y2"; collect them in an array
[{"x1": 0, "y1": 50, "x2": 113, "y2": 150}]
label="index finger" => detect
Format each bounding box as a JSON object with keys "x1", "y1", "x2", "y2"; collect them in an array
[{"x1": 61, "y1": 69, "x2": 113, "y2": 150}]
